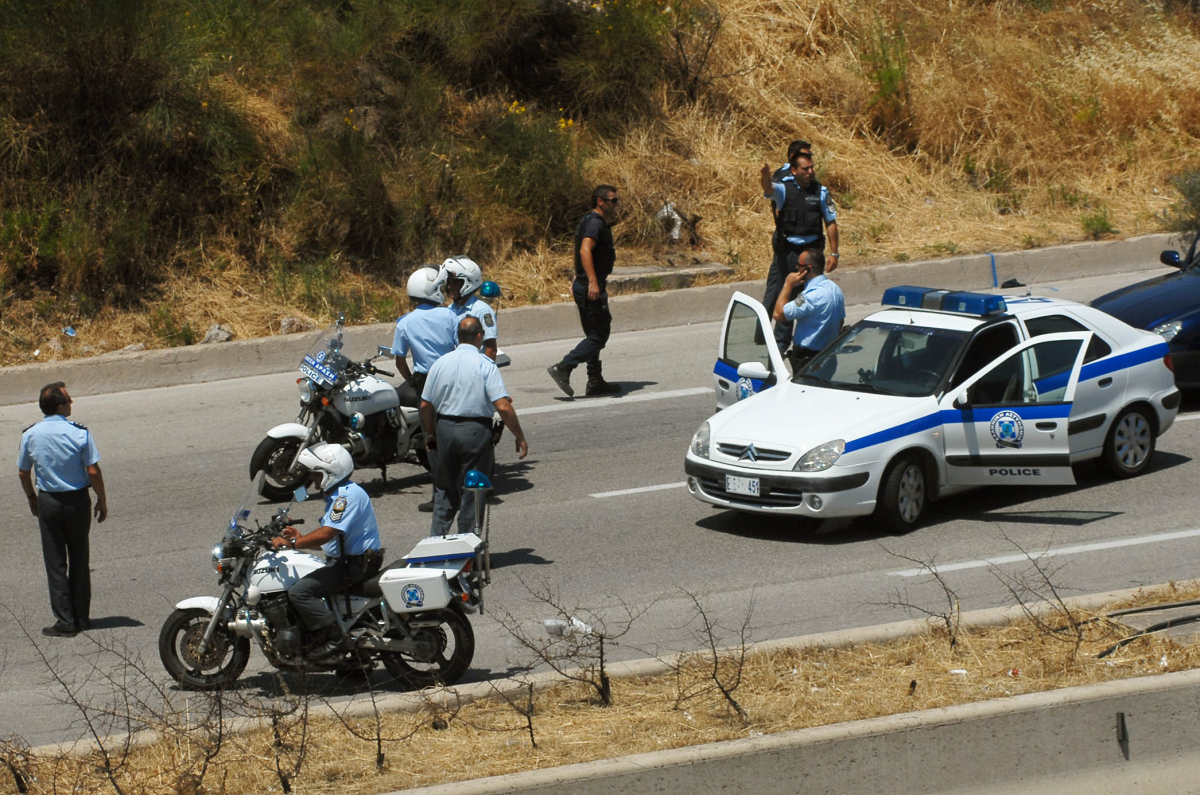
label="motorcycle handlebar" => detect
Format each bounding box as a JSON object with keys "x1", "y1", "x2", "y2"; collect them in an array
[{"x1": 287, "y1": 519, "x2": 306, "y2": 526}]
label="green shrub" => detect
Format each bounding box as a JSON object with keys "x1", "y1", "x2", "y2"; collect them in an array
[
  {"x1": 1162, "y1": 170, "x2": 1200, "y2": 234},
  {"x1": 1081, "y1": 207, "x2": 1116, "y2": 239}
]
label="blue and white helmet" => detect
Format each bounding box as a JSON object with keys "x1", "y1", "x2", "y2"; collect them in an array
[{"x1": 406, "y1": 266, "x2": 444, "y2": 303}]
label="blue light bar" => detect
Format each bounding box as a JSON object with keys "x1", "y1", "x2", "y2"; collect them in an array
[{"x1": 881, "y1": 286, "x2": 1007, "y2": 316}]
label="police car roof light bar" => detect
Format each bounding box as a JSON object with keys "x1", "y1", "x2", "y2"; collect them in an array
[{"x1": 881, "y1": 286, "x2": 1007, "y2": 316}]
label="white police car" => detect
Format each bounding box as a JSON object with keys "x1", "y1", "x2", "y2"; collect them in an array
[{"x1": 686, "y1": 286, "x2": 1182, "y2": 531}]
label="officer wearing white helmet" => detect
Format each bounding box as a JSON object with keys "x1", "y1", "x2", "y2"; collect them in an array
[
  {"x1": 271, "y1": 443, "x2": 381, "y2": 662},
  {"x1": 391, "y1": 267, "x2": 458, "y2": 405},
  {"x1": 439, "y1": 256, "x2": 499, "y2": 362}
]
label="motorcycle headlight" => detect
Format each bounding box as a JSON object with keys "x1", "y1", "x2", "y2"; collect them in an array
[
  {"x1": 690, "y1": 422, "x2": 711, "y2": 458},
  {"x1": 211, "y1": 543, "x2": 226, "y2": 573},
  {"x1": 1152, "y1": 320, "x2": 1184, "y2": 342},
  {"x1": 297, "y1": 378, "x2": 314, "y2": 403},
  {"x1": 795, "y1": 439, "x2": 845, "y2": 472}
]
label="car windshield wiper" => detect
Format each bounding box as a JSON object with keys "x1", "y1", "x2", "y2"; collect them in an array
[{"x1": 794, "y1": 372, "x2": 831, "y2": 386}]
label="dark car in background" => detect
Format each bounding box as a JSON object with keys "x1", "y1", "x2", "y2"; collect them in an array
[{"x1": 1091, "y1": 230, "x2": 1200, "y2": 389}]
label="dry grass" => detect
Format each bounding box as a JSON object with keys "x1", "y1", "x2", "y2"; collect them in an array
[
  {"x1": 8, "y1": 581, "x2": 1200, "y2": 794},
  {"x1": 4, "y1": 0, "x2": 1200, "y2": 367}
]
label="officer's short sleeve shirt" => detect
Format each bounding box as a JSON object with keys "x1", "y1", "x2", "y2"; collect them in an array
[
  {"x1": 391, "y1": 305, "x2": 458, "y2": 373},
  {"x1": 451, "y1": 296, "x2": 497, "y2": 343},
  {"x1": 320, "y1": 481, "x2": 382, "y2": 557},
  {"x1": 421, "y1": 344, "x2": 509, "y2": 418},
  {"x1": 17, "y1": 415, "x2": 99, "y2": 493},
  {"x1": 782, "y1": 275, "x2": 846, "y2": 350}
]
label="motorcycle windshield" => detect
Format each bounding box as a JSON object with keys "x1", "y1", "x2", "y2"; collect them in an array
[
  {"x1": 296, "y1": 318, "x2": 384, "y2": 388},
  {"x1": 226, "y1": 471, "x2": 301, "y2": 540}
]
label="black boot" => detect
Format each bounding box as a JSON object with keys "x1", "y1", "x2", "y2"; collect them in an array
[
  {"x1": 547, "y1": 363, "x2": 574, "y2": 397},
  {"x1": 585, "y1": 362, "x2": 621, "y2": 396},
  {"x1": 311, "y1": 624, "x2": 350, "y2": 662}
]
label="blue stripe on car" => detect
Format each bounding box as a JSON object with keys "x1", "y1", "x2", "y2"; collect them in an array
[
  {"x1": 1079, "y1": 342, "x2": 1167, "y2": 382},
  {"x1": 713, "y1": 359, "x2": 768, "y2": 392},
  {"x1": 844, "y1": 404, "x2": 1072, "y2": 454}
]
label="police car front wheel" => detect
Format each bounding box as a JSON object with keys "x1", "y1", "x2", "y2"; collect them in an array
[{"x1": 875, "y1": 455, "x2": 927, "y2": 533}]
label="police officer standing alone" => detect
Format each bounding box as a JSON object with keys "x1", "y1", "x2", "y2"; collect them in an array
[
  {"x1": 392, "y1": 266, "x2": 458, "y2": 406},
  {"x1": 772, "y1": 251, "x2": 845, "y2": 373},
  {"x1": 760, "y1": 152, "x2": 839, "y2": 351},
  {"x1": 422, "y1": 317, "x2": 528, "y2": 536},
  {"x1": 17, "y1": 382, "x2": 108, "y2": 637},
  {"x1": 271, "y1": 443, "x2": 381, "y2": 662},
  {"x1": 547, "y1": 184, "x2": 622, "y2": 398}
]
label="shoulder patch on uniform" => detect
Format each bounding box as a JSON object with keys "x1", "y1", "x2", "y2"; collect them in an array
[
  {"x1": 70, "y1": 421, "x2": 88, "y2": 430},
  {"x1": 483, "y1": 313, "x2": 495, "y2": 328},
  {"x1": 330, "y1": 496, "x2": 348, "y2": 522}
]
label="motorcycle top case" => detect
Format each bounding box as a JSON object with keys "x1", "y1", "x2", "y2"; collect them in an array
[
  {"x1": 378, "y1": 567, "x2": 453, "y2": 614},
  {"x1": 403, "y1": 533, "x2": 482, "y2": 569},
  {"x1": 331, "y1": 374, "x2": 401, "y2": 417}
]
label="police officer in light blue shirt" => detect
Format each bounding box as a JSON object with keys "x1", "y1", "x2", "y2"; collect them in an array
[
  {"x1": 392, "y1": 266, "x2": 458, "y2": 404},
  {"x1": 17, "y1": 382, "x2": 108, "y2": 637},
  {"x1": 421, "y1": 317, "x2": 528, "y2": 535},
  {"x1": 439, "y1": 256, "x2": 499, "y2": 361},
  {"x1": 772, "y1": 251, "x2": 846, "y2": 373},
  {"x1": 271, "y1": 443, "x2": 381, "y2": 662}
]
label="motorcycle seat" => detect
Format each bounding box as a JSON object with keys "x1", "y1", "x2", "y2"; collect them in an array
[
  {"x1": 350, "y1": 559, "x2": 407, "y2": 599},
  {"x1": 395, "y1": 381, "x2": 421, "y2": 408}
]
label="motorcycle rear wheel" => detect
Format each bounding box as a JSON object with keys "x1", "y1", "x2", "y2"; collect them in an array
[
  {"x1": 250, "y1": 436, "x2": 305, "y2": 502},
  {"x1": 159, "y1": 608, "x2": 251, "y2": 691},
  {"x1": 381, "y1": 608, "x2": 475, "y2": 689}
]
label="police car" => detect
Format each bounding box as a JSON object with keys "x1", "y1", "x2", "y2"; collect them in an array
[{"x1": 685, "y1": 286, "x2": 1182, "y2": 531}]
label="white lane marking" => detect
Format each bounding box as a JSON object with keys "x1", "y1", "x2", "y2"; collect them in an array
[
  {"x1": 888, "y1": 528, "x2": 1200, "y2": 577},
  {"x1": 591, "y1": 482, "x2": 688, "y2": 499},
  {"x1": 1175, "y1": 412, "x2": 1200, "y2": 423},
  {"x1": 521, "y1": 386, "x2": 710, "y2": 416}
]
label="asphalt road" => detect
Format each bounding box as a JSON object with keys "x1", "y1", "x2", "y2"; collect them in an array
[{"x1": 2, "y1": 269, "x2": 1198, "y2": 747}]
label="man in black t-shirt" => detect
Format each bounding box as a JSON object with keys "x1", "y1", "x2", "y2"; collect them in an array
[{"x1": 547, "y1": 184, "x2": 622, "y2": 397}]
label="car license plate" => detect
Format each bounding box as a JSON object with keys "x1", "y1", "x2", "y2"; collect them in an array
[{"x1": 725, "y1": 475, "x2": 760, "y2": 497}]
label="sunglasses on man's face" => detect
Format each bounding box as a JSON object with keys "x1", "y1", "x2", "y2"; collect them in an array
[{"x1": 604, "y1": 196, "x2": 619, "y2": 205}]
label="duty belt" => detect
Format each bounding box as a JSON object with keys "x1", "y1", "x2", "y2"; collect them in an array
[{"x1": 437, "y1": 414, "x2": 492, "y2": 426}]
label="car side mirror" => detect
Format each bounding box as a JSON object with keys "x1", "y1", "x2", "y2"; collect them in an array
[
  {"x1": 736, "y1": 362, "x2": 771, "y2": 380},
  {"x1": 1160, "y1": 250, "x2": 1183, "y2": 268},
  {"x1": 953, "y1": 391, "x2": 970, "y2": 409}
]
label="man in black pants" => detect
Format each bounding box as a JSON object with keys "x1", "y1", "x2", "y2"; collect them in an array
[
  {"x1": 547, "y1": 184, "x2": 622, "y2": 398},
  {"x1": 18, "y1": 382, "x2": 108, "y2": 637}
]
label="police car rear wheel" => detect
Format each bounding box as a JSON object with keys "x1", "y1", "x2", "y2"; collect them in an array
[
  {"x1": 1101, "y1": 407, "x2": 1155, "y2": 479},
  {"x1": 876, "y1": 456, "x2": 927, "y2": 533}
]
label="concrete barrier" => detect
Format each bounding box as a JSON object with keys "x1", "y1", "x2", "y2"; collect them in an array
[{"x1": 0, "y1": 233, "x2": 1176, "y2": 406}]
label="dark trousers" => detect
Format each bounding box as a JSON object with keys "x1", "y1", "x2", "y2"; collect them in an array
[
  {"x1": 288, "y1": 557, "x2": 365, "y2": 632},
  {"x1": 559, "y1": 278, "x2": 612, "y2": 380},
  {"x1": 762, "y1": 241, "x2": 817, "y2": 351},
  {"x1": 431, "y1": 417, "x2": 494, "y2": 536},
  {"x1": 786, "y1": 347, "x2": 820, "y2": 374},
  {"x1": 38, "y1": 489, "x2": 91, "y2": 628},
  {"x1": 396, "y1": 371, "x2": 427, "y2": 407}
]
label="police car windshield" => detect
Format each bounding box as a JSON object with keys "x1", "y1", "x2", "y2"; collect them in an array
[{"x1": 795, "y1": 321, "x2": 968, "y2": 397}]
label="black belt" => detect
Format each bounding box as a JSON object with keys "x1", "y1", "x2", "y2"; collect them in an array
[{"x1": 437, "y1": 414, "x2": 492, "y2": 426}]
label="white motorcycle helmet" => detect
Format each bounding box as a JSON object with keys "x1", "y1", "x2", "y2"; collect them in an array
[
  {"x1": 406, "y1": 266, "x2": 444, "y2": 304},
  {"x1": 439, "y1": 256, "x2": 484, "y2": 298},
  {"x1": 297, "y1": 442, "x2": 354, "y2": 493}
]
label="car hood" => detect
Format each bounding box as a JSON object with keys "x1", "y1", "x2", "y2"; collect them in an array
[
  {"x1": 1090, "y1": 270, "x2": 1200, "y2": 328},
  {"x1": 708, "y1": 381, "x2": 926, "y2": 459}
]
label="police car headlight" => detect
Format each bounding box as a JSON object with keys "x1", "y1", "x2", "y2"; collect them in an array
[
  {"x1": 690, "y1": 422, "x2": 711, "y2": 458},
  {"x1": 211, "y1": 543, "x2": 226, "y2": 573},
  {"x1": 1153, "y1": 320, "x2": 1184, "y2": 342},
  {"x1": 297, "y1": 378, "x2": 314, "y2": 403},
  {"x1": 795, "y1": 440, "x2": 845, "y2": 472}
]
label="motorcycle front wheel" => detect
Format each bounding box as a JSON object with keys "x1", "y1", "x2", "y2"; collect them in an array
[
  {"x1": 250, "y1": 436, "x2": 305, "y2": 502},
  {"x1": 381, "y1": 607, "x2": 475, "y2": 689},
  {"x1": 159, "y1": 608, "x2": 251, "y2": 691}
]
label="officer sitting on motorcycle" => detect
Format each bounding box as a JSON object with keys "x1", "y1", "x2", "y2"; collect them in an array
[{"x1": 271, "y1": 443, "x2": 382, "y2": 662}]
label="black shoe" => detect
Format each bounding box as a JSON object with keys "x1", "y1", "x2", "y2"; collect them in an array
[
  {"x1": 418, "y1": 499, "x2": 434, "y2": 513},
  {"x1": 76, "y1": 620, "x2": 92, "y2": 632},
  {"x1": 547, "y1": 364, "x2": 574, "y2": 397},
  {"x1": 310, "y1": 629, "x2": 351, "y2": 662},
  {"x1": 585, "y1": 379, "x2": 622, "y2": 397},
  {"x1": 42, "y1": 623, "x2": 78, "y2": 638}
]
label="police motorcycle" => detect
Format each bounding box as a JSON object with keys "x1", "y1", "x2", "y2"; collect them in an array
[{"x1": 158, "y1": 469, "x2": 495, "y2": 690}]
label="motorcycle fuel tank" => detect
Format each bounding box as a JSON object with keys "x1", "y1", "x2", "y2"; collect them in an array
[
  {"x1": 332, "y1": 375, "x2": 400, "y2": 417},
  {"x1": 249, "y1": 550, "x2": 325, "y2": 595}
]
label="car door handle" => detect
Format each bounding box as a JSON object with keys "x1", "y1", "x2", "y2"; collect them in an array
[
  {"x1": 717, "y1": 379, "x2": 730, "y2": 389},
  {"x1": 1098, "y1": 377, "x2": 1113, "y2": 388},
  {"x1": 1035, "y1": 421, "x2": 1058, "y2": 431}
]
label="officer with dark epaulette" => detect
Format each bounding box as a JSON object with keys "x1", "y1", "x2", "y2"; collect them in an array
[
  {"x1": 17, "y1": 382, "x2": 108, "y2": 637},
  {"x1": 760, "y1": 148, "x2": 839, "y2": 353}
]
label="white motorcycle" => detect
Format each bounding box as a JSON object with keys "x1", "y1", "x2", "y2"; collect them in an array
[
  {"x1": 251, "y1": 316, "x2": 508, "y2": 502},
  {"x1": 158, "y1": 470, "x2": 493, "y2": 690}
]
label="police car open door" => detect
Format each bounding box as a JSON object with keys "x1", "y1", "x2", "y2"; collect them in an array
[
  {"x1": 939, "y1": 331, "x2": 1091, "y2": 487},
  {"x1": 714, "y1": 292, "x2": 789, "y2": 410}
]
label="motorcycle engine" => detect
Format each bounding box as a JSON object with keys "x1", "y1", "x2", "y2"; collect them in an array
[{"x1": 259, "y1": 595, "x2": 301, "y2": 659}]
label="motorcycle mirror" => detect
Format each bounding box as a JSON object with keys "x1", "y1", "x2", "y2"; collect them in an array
[
  {"x1": 293, "y1": 486, "x2": 310, "y2": 503},
  {"x1": 480, "y1": 281, "x2": 502, "y2": 299},
  {"x1": 350, "y1": 412, "x2": 366, "y2": 430},
  {"x1": 377, "y1": 345, "x2": 392, "y2": 357}
]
